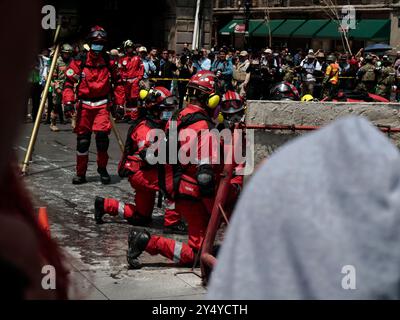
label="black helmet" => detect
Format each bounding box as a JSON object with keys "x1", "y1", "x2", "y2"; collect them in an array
[
  {"x1": 365, "y1": 54, "x2": 374, "y2": 62},
  {"x1": 326, "y1": 54, "x2": 336, "y2": 63},
  {"x1": 270, "y1": 82, "x2": 300, "y2": 101}
]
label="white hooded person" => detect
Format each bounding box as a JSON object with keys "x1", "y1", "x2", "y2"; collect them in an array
[{"x1": 208, "y1": 116, "x2": 400, "y2": 299}]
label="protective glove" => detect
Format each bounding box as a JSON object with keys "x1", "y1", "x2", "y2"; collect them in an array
[
  {"x1": 114, "y1": 105, "x2": 125, "y2": 120},
  {"x1": 63, "y1": 102, "x2": 75, "y2": 119}
]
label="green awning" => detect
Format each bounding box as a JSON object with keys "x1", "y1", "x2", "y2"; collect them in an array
[
  {"x1": 272, "y1": 19, "x2": 306, "y2": 37},
  {"x1": 315, "y1": 20, "x2": 343, "y2": 39},
  {"x1": 252, "y1": 19, "x2": 285, "y2": 37},
  {"x1": 292, "y1": 19, "x2": 330, "y2": 38},
  {"x1": 349, "y1": 19, "x2": 390, "y2": 41},
  {"x1": 219, "y1": 19, "x2": 264, "y2": 35}
]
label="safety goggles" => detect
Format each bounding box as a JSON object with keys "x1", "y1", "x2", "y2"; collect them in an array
[
  {"x1": 90, "y1": 29, "x2": 107, "y2": 39},
  {"x1": 221, "y1": 100, "x2": 242, "y2": 112},
  {"x1": 159, "y1": 96, "x2": 178, "y2": 107}
]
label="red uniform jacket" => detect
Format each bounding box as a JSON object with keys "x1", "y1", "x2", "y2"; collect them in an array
[
  {"x1": 162, "y1": 104, "x2": 220, "y2": 200},
  {"x1": 118, "y1": 118, "x2": 162, "y2": 176},
  {"x1": 62, "y1": 51, "x2": 125, "y2": 106},
  {"x1": 119, "y1": 55, "x2": 144, "y2": 80},
  {"x1": 119, "y1": 54, "x2": 144, "y2": 100}
]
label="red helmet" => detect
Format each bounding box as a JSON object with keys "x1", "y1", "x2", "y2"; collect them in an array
[
  {"x1": 270, "y1": 82, "x2": 300, "y2": 101},
  {"x1": 187, "y1": 70, "x2": 218, "y2": 94},
  {"x1": 142, "y1": 86, "x2": 177, "y2": 109},
  {"x1": 221, "y1": 90, "x2": 244, "y2": 114},
  {"x1": 87, "y1": 25, "x2": 107, "y2": 44}
]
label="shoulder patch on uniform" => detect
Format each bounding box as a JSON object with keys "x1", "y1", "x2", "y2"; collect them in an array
[{"x1": 66, "y1": 68, "x2": 74, "y2": 76}]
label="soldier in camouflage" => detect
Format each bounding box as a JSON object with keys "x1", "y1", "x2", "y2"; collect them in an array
[
  {"x1": 355, "y1": 55, "x2": 378, "y2": 94},
  {"x1": 50, "y1": 43, "x2": 73, "y2": 132},
  {"x1": 375, "y1": 55, "x2": 395, "y2": 100}
]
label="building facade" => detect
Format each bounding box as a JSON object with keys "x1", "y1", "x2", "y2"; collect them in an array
[
  {"x1": 213, "y1": 0, "x2": 400, "y2": 52},
  {"x1": 53, "y1": 0, "x2": 213, "y2": 53}
]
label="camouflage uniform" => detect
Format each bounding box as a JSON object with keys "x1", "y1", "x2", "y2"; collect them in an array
[
  {"x1": 375, "y1": 64, "x2": 395, "y2": 100},
  {"x1": 356, "y1": 62, "x2": 377, "y2": 93},
  {"x1": 50, "y1": 44, "x2": 73, "y2": 131},
  {"x1": 282, "y1": 64, "x2": 295, "y2": 83}
]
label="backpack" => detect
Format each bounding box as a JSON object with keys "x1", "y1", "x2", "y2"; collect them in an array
[
  {"x1": 117, "y1": 116, "x2": 160, "y2": 177},
  {"x1": 158, "y1": 110, "x2": 214, "y2": 201}
]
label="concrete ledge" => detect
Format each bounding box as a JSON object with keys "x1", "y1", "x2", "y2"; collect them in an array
[{"x1": 246, "y1": 100, "x2": 400, "y2": 166}]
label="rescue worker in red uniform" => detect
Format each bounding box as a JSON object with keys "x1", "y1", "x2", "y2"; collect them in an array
[
  {"x1": 126, "y1": 71, "x2": 223, "y2": 268},
  {"x1": 219, "y1": 90, "x2": 246, "y2": 213},
  {"x1": 62, "y1": 26, "x2": 125, "y2": 185},
  {"x1": 119, "y1": 40, "x2": 144, "y2": 122},
  {"x1": 94, "y1": 87, "x2": 186, "y2": 233}
]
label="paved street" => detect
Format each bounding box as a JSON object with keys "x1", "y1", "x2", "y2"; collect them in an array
[{"x1": 17, "y1": 121, "x2": 206, "y2": 300}]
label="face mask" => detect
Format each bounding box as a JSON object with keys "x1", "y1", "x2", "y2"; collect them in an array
[
  {"x1": 91, "y1": 44, "x2": 104, "y2": 52},
  {"x1": 160, "y1": 111, "x2": 173, "y2": 121},
  {"x1": 223, "y1": 113, "x2": 244, "y2": 128}
]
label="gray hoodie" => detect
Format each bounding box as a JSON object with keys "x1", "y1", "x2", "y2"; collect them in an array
[{"x1": 208, "y1": 116, "x2": 400, "y2": 299}]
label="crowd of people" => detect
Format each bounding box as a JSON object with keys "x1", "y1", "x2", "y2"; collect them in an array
[
  {"x1": 29, "y1": 40, "x2": 400, "y2": 131},
  {"x1": 27, "y1": 26, "x2": 246, "y2": 271},
  {"x1": 24, "y1": 23, "x2": 400, "y2": 285}
]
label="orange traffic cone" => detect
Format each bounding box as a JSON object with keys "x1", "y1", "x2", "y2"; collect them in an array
[{"x1": 38, "y1": 207, "x2": 50, "y2": 237}]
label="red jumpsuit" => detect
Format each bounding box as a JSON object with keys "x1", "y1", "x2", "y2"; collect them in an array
[
  {"x1": 144, "y1": 104, "x2": 221, "y2": 265},
  {"x1": 63, "y1": 51, "x2": 125, "y2": 177},
  {"x1": 103, "y1": 118, "x2": 179, "y2": 225},
  {"x1": 119, "y1": 54, "x2": 144, "y2": 120}
]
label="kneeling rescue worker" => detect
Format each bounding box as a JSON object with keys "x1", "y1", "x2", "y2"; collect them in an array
[
  {"x1": 62, "y1": 26, "x2": 125, "y2": 185},
  {"x1": 126, "y1": 70, "x2": 222, "y2": 268},
  {"x1": 94, "y1": 86, "x2": 186, "y2": 233}
]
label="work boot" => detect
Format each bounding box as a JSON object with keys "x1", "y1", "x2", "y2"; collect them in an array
[
  {"x1": 72, "y1": 175, "x2": 87, "y2": 185},
  {"x1": 127, "y1": 229, "x2": 150, "y2": 269},
  {"x1": 50, "y1": 117, "x2": 59, "y2": 132},
  {"x1": 97, "y1": 168, "x2": 111, "y2": 185},
  {"x1": 163, "y1": 220, "x2": 188, "y2": 235},
  {"x1": 94, "y1": 196, "x2": 105, "y2": 224},
  {"x1": 126, "y1": 214, "x2": 152, "y2": 227}
]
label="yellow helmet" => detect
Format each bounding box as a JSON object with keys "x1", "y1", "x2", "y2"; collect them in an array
[{"x1": 301, "y1": 94, "x2": 314, "y2": 102}]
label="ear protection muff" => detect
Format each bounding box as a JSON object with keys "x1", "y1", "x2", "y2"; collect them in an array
[
  {"x1": 207, "y1": 93, "x2": 220, "y2": 109},
  {"x1": 217, "y1": 112, "x2": 224, "y2": 124},
  {"x1": 139, "y1": 89, "x2": 149, "y2": 100}
]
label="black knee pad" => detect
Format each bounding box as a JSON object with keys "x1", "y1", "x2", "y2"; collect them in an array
[
  {"x1": 95, "y1": 131, "x2": 109, "y2": 152},
  {"x1": 77, "y1": 133, "x2": 91, "y2": 154}
]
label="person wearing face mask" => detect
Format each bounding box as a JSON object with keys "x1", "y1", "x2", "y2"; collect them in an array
[
  {"x1": 126, "y1": 71, "x2": 222, "y2": 269},
  {"x1": 119, "y1": 40, "x2": 144, "y2": 122},
  {"x1": 94, "y1": 87, "x2": 185, "y2": 234},
  {"x1": 217, "y1": 90, "x2": 246, "y2": 224},
  {"x1": 62, "y1": 26, "x2": 126, "y2": 185}
]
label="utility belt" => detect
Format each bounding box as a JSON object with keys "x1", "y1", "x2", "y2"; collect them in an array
[
  {"x1": 78, "y1": 96, "x2": 109, "y2": 107},
  {"x1": 80, "y1": 99, "x2": 108, "y2": 107}
]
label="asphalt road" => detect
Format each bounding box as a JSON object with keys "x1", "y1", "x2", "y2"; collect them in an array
[{"x1": 17, "y1": 120, "x2": 205, "y2": 300}]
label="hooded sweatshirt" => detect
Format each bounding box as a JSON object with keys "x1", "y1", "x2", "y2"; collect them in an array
[{"x1": 208, "y1": 116, "x2": 400, "y2": 299}]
